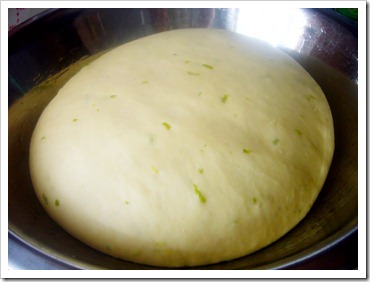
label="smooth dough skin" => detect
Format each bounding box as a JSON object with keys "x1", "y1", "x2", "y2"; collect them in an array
[{"x1": 29, "y1": 29, "x2": 334, "y2": 267}]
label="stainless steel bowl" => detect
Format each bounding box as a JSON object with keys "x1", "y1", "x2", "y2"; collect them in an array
[{"x1": 8, "y1": 8, "x2": 358, "y2": 270}]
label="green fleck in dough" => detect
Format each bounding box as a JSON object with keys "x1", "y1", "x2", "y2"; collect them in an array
[
  {"x1": 187, "y1": 71, "x2": 200, "y2": 76},
  {"x1": 72, "y1": 118, "x2": 78, "y2": 122},
  {"x1": 272, "y1": 138, "x2": 279, "y2": 145},
  {"x1": 55, "y1": 199, "x2": 60, "y2": 207},
  {"x1": 185, "y1": 60, "x2": 190, "y2": 64},
  {"x1": 200, "y1": 144, "x2": 207, "y2": 153},
  {"x1": 42, "y1": 193, "x2": 48, "y2": 205},
  {"x1": 162, "y1": 122, "x2": 171, "y2": 130},
  {"x1": 311, "y1": 143, "x2": 318, "y2": 152},
  {"x1": 149, "y1": 134, "x2": 156, "y2": 145},
  {"x1": 221, "y1": 95, "x2": 229, "y2": 103},
  {"x1": 141, "y1": 80, "x2": 149, "y2": 84},
  {"x1": 124, "y1": 200, "x2": 130, "y2": 205},
  {"x1": 151, "y1": 165, "x2": 159, "y2": 174},
  {"x1": 294, "y1": 129, "x2": 303, "y2": 136},
  {"x1": 306, "y1": 95, "x2": 316, "y2": 102},
  {"x1": 92, "y1": 104, "x2": 100, "y2": 112},
  {"x1": 193, "y1": 184, "x2": 206, "y2": 203},
  {"x1": 41, "y1": 136, "x2": 46, "y2": 141},
  {"x1": 253, "y1": 197, "x2": 257, "y2": 204},
  {"x1": 110, "y1": 95, "x2": 117, "y2": 99},
  {"x1": 198, "y1": 168, "x2": 204, "y2": 174},
  {"x1": 202, "y1": 64, "x2": 214, "y2": 70},
  {"x1": 243, "y1": 148, "x2": 251, "y2": 154}
]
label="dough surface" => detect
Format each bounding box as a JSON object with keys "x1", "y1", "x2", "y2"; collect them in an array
[{"x1": 29, "y1": 28, "x2": 334, "y2": 267}]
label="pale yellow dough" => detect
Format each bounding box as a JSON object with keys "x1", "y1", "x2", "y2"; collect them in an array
[{"x1": 29, "y1": 28, "x2": 334, "y2": 267}]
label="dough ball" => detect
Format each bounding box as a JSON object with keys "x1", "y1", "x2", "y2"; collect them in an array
[{"x1": 29, "y1": 29, "x2": 334, "y2": 267}]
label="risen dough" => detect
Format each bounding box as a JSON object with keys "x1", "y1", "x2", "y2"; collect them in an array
[{"x1": 29, "y1": 29, "x2": 334, "y2": 267}]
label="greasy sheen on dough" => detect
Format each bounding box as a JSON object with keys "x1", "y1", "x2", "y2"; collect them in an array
[{"x1": 29, "y1": 28, "x2": 334, "y2": 267}]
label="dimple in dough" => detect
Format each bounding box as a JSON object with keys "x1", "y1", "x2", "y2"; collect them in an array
[{"x1": 29, "y1": 28, "x2": 334, "y2": 267}]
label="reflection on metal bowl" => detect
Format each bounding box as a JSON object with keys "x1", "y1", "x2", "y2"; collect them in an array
[{"x1": 8, "y1": 8, "x2": 358, "y2": 270}]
